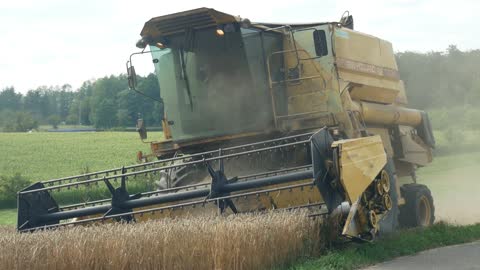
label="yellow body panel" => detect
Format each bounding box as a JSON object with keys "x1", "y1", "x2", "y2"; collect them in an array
[
  {"x1": 251, "y1": 179, "x2": 322, "y2": 209},
  {"x1": 334, "y1": 27, "x2": 402, "y2": 104},
  {"x1": 366, "y1": 127, "x2": 394, "y2": 158},
  {"x1": 349, "y1": 84, "x2": 400, "y2": 104},
  {"x1": 334, "y1": 28, "x2": 397, "y2": 70},
  {"x1": 394, "y1": 81, "x2": 409, "y2": 105},
  {"x1": 332, "y1": 135, "x2": 387, "y2": 203}
]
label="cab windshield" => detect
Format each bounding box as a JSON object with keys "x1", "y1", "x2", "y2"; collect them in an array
[{"x1": 150, "y1": 28, "x2": 278, "y2": 141}]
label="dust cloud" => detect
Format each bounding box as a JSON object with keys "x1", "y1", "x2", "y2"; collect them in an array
[{"x1": 418, "y1": 163, "x2": 480, "y2": 225}]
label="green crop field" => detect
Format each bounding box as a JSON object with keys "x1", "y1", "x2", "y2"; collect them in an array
[
  {"x1": 0, "y1": 209, "x2": 16, "y2": 225},
  {"x1": 0, "y1": 131, "x2": 163, "y2": 182},
  {"x1": 0, "y1": 131, "x2": 164, "y2": 225},
  {"x1": 1, "y1": 130, "x2": 479, "y2": 228}
]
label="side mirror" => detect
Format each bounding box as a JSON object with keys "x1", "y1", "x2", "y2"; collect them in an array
[
  {"x1": 340, "y1": 15, "x2": 354, "y2": 30},
  {"x1": 127, "y1": 65, "x2": 137, "y2": 89},
  {"x1": 136, "y1": 118, "x2": 147, "y2": 140}
]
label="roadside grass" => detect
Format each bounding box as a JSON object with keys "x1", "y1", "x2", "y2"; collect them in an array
[{"x1": 290, "y1": 222, "x2": 480, "y2": 270}]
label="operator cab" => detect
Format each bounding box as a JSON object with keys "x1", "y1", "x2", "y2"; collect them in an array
[
  {"x1": 128, "y1": 8, "x2": 342, "y2": 158},
  {"x1": 131, "y1": 8, "x2": 283, "y2": 142}
]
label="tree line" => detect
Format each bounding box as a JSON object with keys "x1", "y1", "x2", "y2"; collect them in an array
[
  {"x1": 396, "y1": 45, "x2": 480, "y2": 110},
  {"x1": 1, "y1": 45, "x2": 479, "y2": 132},
  {"x1": 396, "y1": 45, "x2": 480, "y2": 131},
  {"x1": 0, "y1": 74, "x2": 163, "y2": 131}
]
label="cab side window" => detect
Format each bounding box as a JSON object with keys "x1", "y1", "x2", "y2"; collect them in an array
[{"x1": 313, "y1": 30, "x2": 328, "y2": 57}]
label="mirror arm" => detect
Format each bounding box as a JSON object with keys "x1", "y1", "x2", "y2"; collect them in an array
[{"x1": 126, "y1": 51, "x2": 164, "y2": 103}]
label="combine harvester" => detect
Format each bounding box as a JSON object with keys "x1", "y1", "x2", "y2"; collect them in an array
[{"x1": 17, "y1": 8, "x2": 436, "y2": 241}]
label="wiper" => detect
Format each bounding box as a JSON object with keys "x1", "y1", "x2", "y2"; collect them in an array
[{"x1": 179, "y1": 48, "x2": 194, "y2": 111}]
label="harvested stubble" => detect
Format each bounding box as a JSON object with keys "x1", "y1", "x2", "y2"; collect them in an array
[{"x1": 0, "y1": 211, "x2": 324, "y2": 270}]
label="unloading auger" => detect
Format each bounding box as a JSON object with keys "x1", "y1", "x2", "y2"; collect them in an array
[{"x1": 17, "y1": 128, "x2": 394, "y2": 240}]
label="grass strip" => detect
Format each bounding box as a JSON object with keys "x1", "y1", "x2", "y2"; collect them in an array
[{"x1": 290, "y1": 222, "x2": 480, "y2": 270}]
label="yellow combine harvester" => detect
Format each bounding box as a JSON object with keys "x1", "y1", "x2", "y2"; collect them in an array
[{"x1": 17, "y1": 8, "x2": 435, "y2": 240}]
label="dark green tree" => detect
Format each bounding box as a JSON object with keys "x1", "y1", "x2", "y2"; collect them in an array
[
  {"x1": 0, "y1": 173, "x2": 30, "y2": 201},
  {"x1": 0, "y1": 87, "x2": 22, "y2": 111},
  {"x1": 13, "y1": 112, "x2": 38, "y2": 132}
]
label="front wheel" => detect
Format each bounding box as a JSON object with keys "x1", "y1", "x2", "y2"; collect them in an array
[
  {"x1": 377, "y1": 159, "x2": 399, "y2": 234},
  {"x1": 399, "y1": 184, "x2": 435, "y2": 227}
]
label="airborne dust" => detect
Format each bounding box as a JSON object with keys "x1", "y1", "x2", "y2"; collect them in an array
[{"x1": 416, "y1": 155, "x2": 480, "y2": 225}]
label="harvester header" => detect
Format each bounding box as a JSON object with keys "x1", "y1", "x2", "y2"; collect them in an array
[{"x1": 18, "y1": 131, "x2": 321, "y2": 230}]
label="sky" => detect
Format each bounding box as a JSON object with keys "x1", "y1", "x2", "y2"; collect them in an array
[{"x1": 0, "y1": 0, "x2": 478, "y2": 93}]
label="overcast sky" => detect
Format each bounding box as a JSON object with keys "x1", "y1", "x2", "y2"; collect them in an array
[{"x1": 1, "y1": 0, "x2": 478, "y2": 93}]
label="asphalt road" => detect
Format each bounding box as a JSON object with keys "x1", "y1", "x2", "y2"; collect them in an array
[{"x1": 364, "y1": 241, "x2": 480, "y2": 270}]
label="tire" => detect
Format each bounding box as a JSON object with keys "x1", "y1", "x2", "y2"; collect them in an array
[
  {"x1": 378, "y1": 159, "x2": 399, "y2": 234},
  {"x1": 156, "y1": 166, "x2": 207, "y2": 189},
  {"x1": 399, "y1": 184, "x2": 435, "y2": 228},
  {"x1": 155, "y1": 152, "x2": 209, "y2": 190}
]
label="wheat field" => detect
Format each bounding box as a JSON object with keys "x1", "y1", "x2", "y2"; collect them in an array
[{"x1": 0, "y1": 211, "x2": 326, "y2": 270}]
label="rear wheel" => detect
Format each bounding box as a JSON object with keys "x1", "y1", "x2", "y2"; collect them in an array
[{"x1": 399, "y1": 184, "x2": 435, "y2": 227}]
